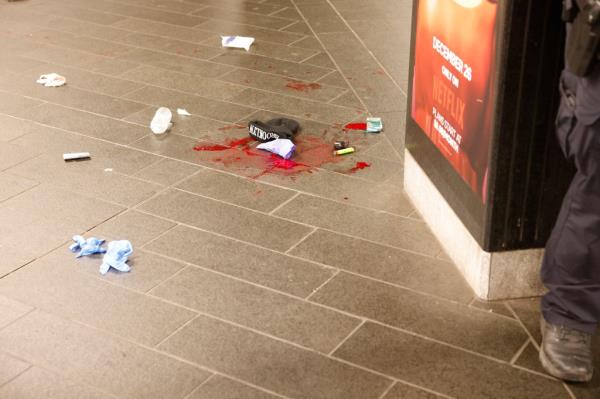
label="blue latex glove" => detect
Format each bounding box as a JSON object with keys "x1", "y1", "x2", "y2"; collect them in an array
[
  {"x1": 100, "y1": 240, "x2": 133, "y2": 275},
  {"x1": 69, "y1": 235, "x2": 106, "y2": 258}
]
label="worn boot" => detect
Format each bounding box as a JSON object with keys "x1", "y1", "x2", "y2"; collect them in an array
[{"x1": 539, "y1": 316, "x2": 593, "y2": 382}]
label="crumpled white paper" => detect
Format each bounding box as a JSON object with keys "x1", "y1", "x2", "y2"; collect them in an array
[
  {"x1": 177, "y1": 108, "x2": 191, "y2": 116},
  {"x1": 257, "y1": 139, "x2": 296, "y2": 160},
  {"x1": 221, "y1": 36, "x2": 255, "y2": 51},
  {"x1": 36, "y1": 73, "x2": 66, "y2": 87},
  {"x1": 150, "y1": 107, "x2": 172, "y2": 134}
]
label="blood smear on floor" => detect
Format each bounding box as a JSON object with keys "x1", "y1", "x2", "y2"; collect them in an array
[
  {"x1": 344, "y1": 123, "x2": 367, "y2": 131},
  {"x1": 349, "y1": 161, "x2": 371, "y2": 173},
  {"x1": 286, "y1": 81, "x2": 322, "y2": 92}
]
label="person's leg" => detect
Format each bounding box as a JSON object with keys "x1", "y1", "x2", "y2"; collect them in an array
[{"x1": 539, "y1": 88, "x2": 600, "y2": 381}]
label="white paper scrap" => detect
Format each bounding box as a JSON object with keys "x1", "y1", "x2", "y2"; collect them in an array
[
  {"x1": 63, "y1": 152, "x2": 90, "y2": 161},
  {"x1": 177, "y1": 108, "x2": 191, "y2": 116},
  {"x1": 221, "y1": 36, "x2": 255, "y2": 51},
  {"x1": 36, "y1": 73, "x2": 66, "y2": 87}
]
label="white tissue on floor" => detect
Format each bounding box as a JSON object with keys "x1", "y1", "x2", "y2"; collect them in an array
[
  {"x1": 36, "y1": 73, "x2": 66, "y2": 87},
  {"x1": 221, "y1": 36, "x2": 255, "y2": 51}
]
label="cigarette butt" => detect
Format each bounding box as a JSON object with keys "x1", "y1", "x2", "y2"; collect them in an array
[
  {"x1": 333, "y1": 147, "x2": 355, "y2": 156},
  {"x1": 63, "y1": 152, "x2": 91, "y2": 161}
]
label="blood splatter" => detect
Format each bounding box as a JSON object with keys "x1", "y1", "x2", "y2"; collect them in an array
[
  {"x1": 227, "y1": 137, "x2": 254, "y2": 147},
  {"x1": 344, "y1": 123, "x2": 367, "y2": 131},
  {"x1": 269, "y1": 154, "x2": 306, "y2": 170},
  {"x1": 192, "y1": 133, "x2": 349, "y2": 179},
  {"x1": 285, "y1": 82, "x2": 322, "y2": 92},
  {"x1": 374, "y1": 68, "x2": 386, "y2": 76},
  {"x1": 349, "y1": 162, "x2": 371, "y2": 173},
  {"x1": 193, "y1": 137, "x2": 254, "y2": 152},
  {"x1": 193, "y1": 144, "x2": 230, "y2": 151}
]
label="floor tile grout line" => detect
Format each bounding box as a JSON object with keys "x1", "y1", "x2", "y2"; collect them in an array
[
  {"x1": 182, "y1": 372, "x2": 216, "y2": 399},
  {"x1": 284, "y1": 226, "x2": 317, "y2": 254},
  {"x1": 135, "y1": 245, "x2": 525, "y2": 367},
  {"x1": 278, "y1": 19, "x2": 301, "y2": 32},
  {"x1": 54, "y1": 0, "x2": 297, "y2": 30},
  {"x1": 376, "y1": 380, "x2": 396, "y2": 399},
  {"x1": 0, "y1": 179, "x2": 40, "y2": 205},
  {"x1": 66, "y1": 0, "x2": 210, "y2": 21},
  {"x1": 113, "y1": 81, "x2": 362, "y2": 127},
  {"x1": 304, "y1": 269, "x2": 340, "y2": 301},
  {"x1": 297, "y1": 51, "x2": 324, "y2": 65},
  {"x1": 510, "y1": 338, "x2": 531, "y2": 365},
  {"x1": 562, "y1": 382, "x2": 578, "y2": 399},
  {"x1": 154, "y1": 312, "x2": 200, "y2": 349},
  {"x1": 0, "y1": 307, "x2": 36, "y2": 334},
  {"x1": 0, "y1": 364, "x2": 29, "y2": 390},
  {"x1": 326, "y1": 88, "x2": 351, "y2": 105},
  {"x1": 289, "y1": 0, "x2": 372, "y2": 115},
  {"x1": 131, "y1": 208, "x2": 484, "y2": 308},
  {"x1": 327, "y1": 319, "x2": 365, "y2": 356},
  {"x1": 387, "y1": 379, "x2": 456, "y2": 399},
  {"x1": 510, "y1": 364, "x2": 566, "y2": 383},
  {"x1": 190, "y1": 4, "x2": 298, "y2": 25},
  {"x1": 268, "y1": 6, "x2": 290, "y2": 17},
  {"x1": 140, "y1": 247, "x2": 338, "y2": 308},
  {"x1": 466, "y1": 298, "x2": 521, "y2": 323},
  {"x1": 5, "y1": 309, "x2": 294, "y2": 399},
  {"x1": 139, "y1": 237, "x2": 502, "y2": 328},
  {"x1": 7, "y1": 259, "x2": 545, "y2": 394},
  {"x1": 1, "y1": 356, "x2": 119, "y2": 399},
  {"x1": 287, "y1": 34, "x2": 312, "y2": 47},
  {"x1": 163, "y1": 186, "x2": 417, "y2": 232},
  {"x1": 505, "y1": 302, "x2": 541, "y2": 350},
  {"x1": 322, "y1": 0, "x2": 406, "y2": 96},
  {"x1": 115, "y1": 82, "x2": 150, "y2": 99},
  {"x1": 268, "y1": 191, "x2": 301, "y2": 215},
  {"x1": 129, "y1": 156, "x2": 173, "y2": 181},
  {"x1": 367, "y1": 319, "x2": 535, "y2": 369},
  {"x1": 17, "y1": 25, "x2": 336, "y2": 87}
]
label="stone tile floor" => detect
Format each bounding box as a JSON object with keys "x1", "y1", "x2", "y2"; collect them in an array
[{"x1": 0, "y1": 0, "x2": 597, "y2": 398}]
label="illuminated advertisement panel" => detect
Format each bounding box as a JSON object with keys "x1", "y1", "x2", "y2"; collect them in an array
[{"x1": 411, "y1": 0, "x2": 498, "y2": 202}]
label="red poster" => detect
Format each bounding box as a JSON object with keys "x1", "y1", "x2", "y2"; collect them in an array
[{"x1": 411, "y1": 0, "x2": 498, "y2": 202}]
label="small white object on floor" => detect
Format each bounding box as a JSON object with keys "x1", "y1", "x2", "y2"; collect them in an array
[
  {"x1": 257, "y1": 139, "x2": 296, "y2": 160},
  {"x1": 36, "y1": 73, "x2": 66, "y2": 87},
  {"x1": 63, "y1": 152, "x2": 90, "y2": 161},
  {"x1": 104, "y1": 168, "x2": 113, "y2": 172},
  {"x1": 150, "y1": 107, "x2": 172, "y2": 134},
  {"x1": 177, "y1": 108, "x2": 191, "y2": 116},
  {"x1": 221, "y1": 36, "x2": 255, "y2": 51}
]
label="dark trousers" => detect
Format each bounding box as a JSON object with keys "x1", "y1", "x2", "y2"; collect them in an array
[{"x1": 541, "y1": 75, "x2": 600, "y2": 334}]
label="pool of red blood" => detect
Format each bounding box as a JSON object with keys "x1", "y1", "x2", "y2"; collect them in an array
[{"x1": 193, "y1": 128, "x2": 373, "y2": 178}]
